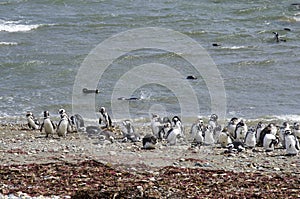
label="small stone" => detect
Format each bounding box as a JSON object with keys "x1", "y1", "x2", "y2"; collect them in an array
[
  {"x1": 108, "y1": 151, "x2": 117, "y2": 156},
  {"x1": 274, "y1": 167, "x2": 280, "y2": 171}
]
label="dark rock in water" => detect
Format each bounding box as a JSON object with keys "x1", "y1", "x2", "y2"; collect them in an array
[
  {"x1": 284, "y1": 28, "x2": 291, "y2": 31},
  {"x1": 186, "y1": 75, "x2": 197, "y2": 80},
  {"x1": 118, "y1": 97, "x2": 140, "y2": 101},
  {"x1": 142, "y1": 134, "x2": 157, "y2": 149}
]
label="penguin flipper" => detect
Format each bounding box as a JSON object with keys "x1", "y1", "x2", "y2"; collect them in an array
[{"x1": 40, "y1": 123, "x2": 44, "y2": 132}]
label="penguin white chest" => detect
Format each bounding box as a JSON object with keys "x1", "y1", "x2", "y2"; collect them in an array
[
  {"x1": 285, "y1": 135, "x2": 299, "y2": 155},
  {"x1": 44, "y1": 119, "x2": 55, "y2": 135},
  {"x1": 57, "y1": 118, "x2": 68, "y2": 137}
]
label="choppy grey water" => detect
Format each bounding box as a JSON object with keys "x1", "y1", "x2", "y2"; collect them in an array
[{"x1": 0, "y1": 0, "x2": 300, "y2": 124}]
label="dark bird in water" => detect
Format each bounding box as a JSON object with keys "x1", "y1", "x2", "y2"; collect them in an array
[{"x1": 273, "y1": 32, "x2": 286, "y2": 42}]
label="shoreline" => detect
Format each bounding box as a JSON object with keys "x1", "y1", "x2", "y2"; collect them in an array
[{"x1": 0, "y1": 122, "x2": 299, "y2": 198}]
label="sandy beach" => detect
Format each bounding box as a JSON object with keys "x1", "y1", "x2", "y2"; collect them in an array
[{"x1": 0, "y1": 122, "x2": 299, "y2": 198}]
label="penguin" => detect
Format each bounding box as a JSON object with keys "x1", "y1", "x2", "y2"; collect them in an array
[
  {"x1": 160, "y1": 117, "x2": 172, "y2": 139},
  {"x1": 150, "y1": 114, "x2": 163, "y2": 138},
  {"x1": 70, "y1": 114, "x2": 85, "y2": 132},
  {"x1": 292, "y1": 122, "x2": 300, "y2": 140},
  {"x1": 40, "y1": 111, "x2": 56, "y2": 138},
  {"x1": 263, "y1": 133, "x2": 279, "y2": 152},
  {"x1": 204, "y1": 125, "x2": 215, "y2": 145},
  {"x1": 279, "y1": 122, "x2": 291, "y2": 148},
  {"x1": 257, "y1": 123, "x2": 277, "y2": 147},
  {"x1": 218, "y1": 127, "x2": 233, "y2": 148},
  {"x1": 171, "y1": 116, "x2": 184, "y2": 137},
  {"x1": 190, "y1": 117, "x2": 205, "y2": 146},
  {"x1": 273, "y1": 32, "x2": 286, "y2": 42},
  {"x1": 99, "y1": 107, "x2": 112, "y2": 129},
  {"x1": 234, "y1": 119, "x2": 248, "y2": 141},
  {"x1": 227, "y1": 117, "x2": 239, "y2": 138},
  {"x1": 284, "y1": 130, "x2": 299, "y2": 156},
  {"x1": 121, "y1": 120, "x2": 141, "y2": 142},
  {"x1": 26, "y1": 112, "x2": 40, "y2": 130},
  {"x1": 244, "y1": 127, "x2": 256, "y2": 148},
  {"x1": 142, "y1": 134, "x2": 157, "y2": 149},
  {"x1": 255, "y1": 122, "x2": 265, "y2": 142},
  {"x1": 56, "y1": 114, "x2": 69, "y2": 137},
  {"x1": 209, "y1": 114, "x2": 222, "y2": 143},
  {"x1": 226, "y1": 141, "x2": 245, "y2": 153},
  {"x1": 166, "y1": 117, "x2": 184, "y2": 145},
  {"x1": 58, "y1": 109, "x2": 74, "y2": 133}
]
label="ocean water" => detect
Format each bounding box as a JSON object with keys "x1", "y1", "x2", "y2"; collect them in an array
[{"x1": 0, "y1": 0, "x2": 300, "y2": 124}]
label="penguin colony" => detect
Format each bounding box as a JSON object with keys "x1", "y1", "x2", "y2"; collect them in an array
[{"x1": 26, "y1": 108, "x2": 300, "y2": 156}]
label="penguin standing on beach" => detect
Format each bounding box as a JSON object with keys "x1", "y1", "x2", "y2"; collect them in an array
[
  {"x1": 279, "y1": 122, "x2": 290, "y2": 148},
  {"x1": 40, "y1": 111, "x2": 56, "y2": 138},
  {"x1": 255, "y1": 122, "x2": 265, "y2": 142},
  {"x1": 70, "y1": 114, "x2": 85, "y2": 132},
  {"x1": 99, "y1": 107, "x2": 112, "y2": 129},
  {"x1": 263, "y1": 133, "x2": 279, "y2": 152},
  {"x1": 257, "y1": 123, "x2": 277, "y2": 147},
  {"x1": 26, "y1": 112, "x2": 40, "y2": 130},
  {"x1": 150, "y1": 114, "x2": 162, "y2": 138},
  {"x1": 284, "y1": 130, "x2": 299, "y2": 156},
  {"x1": 244, "y1": 127, "x2": 256, "y2": 148},
  {"x1": 227, "y1": 117, "x2": 239, "y2": 138},
  {"x1": 190, "y1": 117, "x2": 205, "y2": 145},
  {"x1": 166, "y1": 116, "x2": 184, "y2": 145},
  {"x1": 121, "y1": 120, "x2": 141, "y2": 142},
  {"x1": 57, "y1": 114, "x2": 69, "y2": 137},
  {"x1": 234, "y1": 119, "x2": 248, "y2": 142},
  {"x1": 204, "y1": 125, "x2": 215, "y2": 145},
  {"x1": 209, "y1": 114, "x2": 222, "y2": 143},
  {"x1": 218, "y1": 127, "x2": 233, "y2": 148},
  {"x1": 292, "y1": 122, "x2": 300, "y2": 141}
]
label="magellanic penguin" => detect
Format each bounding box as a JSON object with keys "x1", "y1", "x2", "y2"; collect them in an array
[
  {"x1": 70, "y1": 114, "x2": 85, "y2": 132},
  {"x1": 150, "y1": 114, "x2": 162, "y2": 138},
  {"x1": 26, "y1": 111, "x2": 40, "y2": 130},
  {"x1": 292, "y1": 122, "x2": 300, "y2": 141},
  {"x1": 40, "y1": 111, "x2": 56, "y2": 138},
  {"x1": 190, "y1": 117, "x2": 205, "y2": 146},
  {"x1": 142, "y1": 134, "x2": 157, "y2": 149},
  {"x1": 58, "y1": 109, "x2": 74, "y2": 133},
  {"x1": 244, "y1": 127, "x2": 256, "y2": 148},
  {"x1": 257, "y1": 123, "x2": 277, "y2": 147},
  {"x1": 166, "y1": 116, "x2": 184, "y2": 145},
  {"x1": 121, "y1": 120, "x2": 141, "y2": 142},
  {"x1": 255, "y1": 122, "x2": 265, "y2": 142},
  {"x1": 218, "y1": 127, "x2": 233, "y2": 148},
  {"x1": 57, "y1": 114, "x2": 69, "y2": 137},
  {"x1": 227, "y1": 117, "x2": 239, "y2": 138},
  {"x1": 209, "y1": 114, "x2": 222, "y2": 144},
  {"x1": 99, "y1": 107, "x2": 112, "y2": 129},
  {"x1": 204, "y1": 125, "x2": 215, "y2": 145},
  {"x1": 279, "y1": 122, "x2": 291, "y2": 148},
  {"x1": 234, "y1": 119, "x2": 248, "y2": 142},
  {"x1": 284, "y1": 130, "x2": 300, "y2": 156},
  {"x1": 263, "y1": 133, "x2": 279, "y2": 152}
]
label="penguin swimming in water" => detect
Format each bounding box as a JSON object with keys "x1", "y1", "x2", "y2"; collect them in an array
[
  {"x1": 40, "y1": 111, "x2": 56, "y2": 138},
  {"x1": 57, "y1": 114, "x2": 69, "y2": 137},
  {"x1": 99, "y1": 107, "x2": 112, "y2": 129},
  {"x1": 244, "y1": 127, "x2": 256, "y2": 148},
  {"x1": 284, "y1": 130, "x2": 299, "y2": 156},
  {"x1": 26, "y1": 111, "x2": 40, "y2": 130}
]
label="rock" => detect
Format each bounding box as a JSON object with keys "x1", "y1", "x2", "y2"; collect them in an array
[{"x1": 108, "y1": 151, "x2": 117, "y2": 156}]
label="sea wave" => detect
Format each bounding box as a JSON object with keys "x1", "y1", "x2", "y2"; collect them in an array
[
  {"x1": 0, "y1": 20, "x2": 42, "y2": 32},
  {"x1": 0, "y1": 41, "x2": 18, "y2": 45}
]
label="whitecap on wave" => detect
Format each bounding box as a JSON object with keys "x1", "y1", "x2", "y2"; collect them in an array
[{"x1": 0, "y1": 19, "x2": 41, "y2": 32}]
